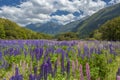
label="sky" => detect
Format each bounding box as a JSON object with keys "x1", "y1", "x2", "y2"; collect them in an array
[{"x1": 0, "y1": 0, "x2": 120, "y2": 26}]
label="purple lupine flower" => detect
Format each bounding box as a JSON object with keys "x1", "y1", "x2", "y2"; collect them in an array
[
  {"x1": 55, "y1": 48, "x2": 63, "y2": 53},
  {"x1": 9, "y1": 76, "x2": 15, "y2": 80},
  {"x1": 67, "y1": 47, "x2": 75, "y2": 54},
  {"x1": 89, "y1": 47, "x2": 94, "y2": 54},
  {"x1": 97, "y1": 48, "x2": 101, "y2": 54},
  {"x1": 86, "y1": 63, "x2": 91, "y2": 80},
  {"x1": 43, "y1": 63, "x2": 48, "y2": 80},
  {"x1": 10, "y1": 67, "x2": 23, "y2": 80},
  {"x1": 24, "y1": 51, "x2": 27, "y2": 58},
  {"x1": 4, "y1": 50, "x2": 7, "y2": 56},
  {"x1": 34, "y1": 66, "x2": 37, "y2": 77},
  {"x1": 67, "y1": 60, "x2": 70, "y2": 79},
  {"x1": 39, "y1": 63, "x2": 44, "y2": 79},
  {"x1": 29, "y1": 74, "x2": 35, "y2": 80},
  {"x1": 53, "y1": 60, "x2": 57, "y2": 77},
  {"x1": 77, "y1": 48, "x2": 81, "y2": 57},
  {"x1": 0, "y1": 59, "x2": 8, "y2": 69},
  {"x1": 0, "y1": 52, "x2": 2, "y2": 60},
  {"x1": 81, "y1": 54, "x2": 85, "y2": 60},
  {"x1": 17, "y1": 75, "x2": 23, "y2": 80},
  {"x1": 47, "y1": 47, "x2": 54, "y2": 54},
  {"x1": 47, "y1": 57, "x2": 52, "y2": 74},
  {"x1": 30, "y1": 50, "x2": 34, "y2": 61},
  {"x1": 80, "y1": 64, "x2": 84, "y2": 80},
  {"x1": 34, "y1": 48, "x2": 39, "y2": 60},
  {"x1": 35, "y1": 48, "x2": 43, "y2": 61},
  {"x1": 14, "y1": 49, "x2": 19, "y2": 56},
  {"x1": 84, "y1": 44, "x2": 89, "y2": 57},
  {"x1": 8, "y1": 48, "x2": 14, "y2": 56},
  {"x1": 15, "y1": 67, "x2": 19, "y2": 76},
  {"x1": 3, "y1": 78, "x2": 6, "y2": 80},
  {"x1": 61, "y1": 51, "x2": 65, "y2": 75}
]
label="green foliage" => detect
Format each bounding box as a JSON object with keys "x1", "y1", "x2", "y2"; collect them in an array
[
  {"x1": 91, "y1": 53, "x2": 108, "y2": 80},
  {"x1": 89, "y1": 30, "x2": 102, "y2": 40},
  {"x1": 91, "y1": 16, "x2": 120, "y2": 40},
  {"x1": 56, "y1": 32, "x2": 79, "y2": 41},
  {"x1": 0, "y1": 24, "x2": 5, "y2": 39},
  {"x1": 99, "y1": 16, "x2": 120, "y2": 40},
  {"x1": 0, "y1": 18, "x2": 53, "y2": 39}
]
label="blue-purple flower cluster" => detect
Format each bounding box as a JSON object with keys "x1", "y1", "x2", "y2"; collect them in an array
[{"x1": 0, "y1": 40, "x2": 120, "y2": 80}]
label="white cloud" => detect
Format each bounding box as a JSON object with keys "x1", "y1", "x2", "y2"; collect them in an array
[
  {"x1": 51, "y1": 14, "x2": 75, "y2": 24},
  {"x1": 0, "y1": 0, "x2": 119, "y2": 26},
  {"x1": 109, "y1": 0, "x2": 120, "y2": 4}
]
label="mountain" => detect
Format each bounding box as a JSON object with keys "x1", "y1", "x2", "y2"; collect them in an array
[
  {"x1": 26, "y1": 3, "x2": 120, "y2": 37},
  {"x1": 26, "y1": 16, "x2": 88, "y2": 35},
  {"x1": 59, "y1": 16, "x2": 89, "y2": 33},
  {"x1": 26, "y1": 21, "x2": 63, "y2": 35},
  {"x1": 0, "y1": 18, "x2": 52, "y2": 39},
  {"x1": 72, "y1": 3, "x2": 120, "y2": 38}
]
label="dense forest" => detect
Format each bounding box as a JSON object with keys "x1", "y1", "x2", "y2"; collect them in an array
[
  {"x1": 55, "y1": 32, "x2": 79, "y2": 41},
  {"x1": 90, "y1": 16, "x2": 120, "y2": 41}
]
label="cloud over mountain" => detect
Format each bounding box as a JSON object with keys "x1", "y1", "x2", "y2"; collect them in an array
[{"x1": 0, "y1": 0, "x2": 120, "y2": 26}]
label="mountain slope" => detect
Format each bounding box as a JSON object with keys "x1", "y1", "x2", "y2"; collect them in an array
[
  {"x1": 73, "y1": 3, "x2": 120, "y2": 38},
  {"x1": 59, "y1": 16, "x2": 89, "y2": 33},
  {"x1": 26, "y1": 21, "x2": 63, "y2": 35},
  {"x1": 26, "y1": 17, "x2": 88, "y2": 35},
  {"x1": 0, "y1": 18, "x2": 52, "y2": 39}
]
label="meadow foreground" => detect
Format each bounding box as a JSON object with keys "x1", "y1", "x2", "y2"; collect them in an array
[{"x1": 0, "y1": 40, "x2": 120, "y2": 80}]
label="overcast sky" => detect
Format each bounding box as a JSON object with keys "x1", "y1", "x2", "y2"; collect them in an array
[{"x1": 0, "y1": 0, "x2": 120, "y2": 26}]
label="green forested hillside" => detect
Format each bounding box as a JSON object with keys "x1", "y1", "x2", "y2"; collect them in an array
[
  {"x1": 91, "y1": 16, "x2": 120, "y2": 41},
  {"x1": 73, "y1": 3, "x2": 120, "y2": 38},
  {"x1": 59, "y1": 18, "x2": 87, "y2": 33},
  {"x1": 55, "y1": 32, "x2": 79, "y2": 41},
  {"x1": 0, "y1": 18, "x2": 52, "y2": 39}
]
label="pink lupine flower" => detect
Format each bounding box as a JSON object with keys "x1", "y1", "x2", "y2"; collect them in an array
[
  {"x1": 72, "y1": 61, "x2": 75, "y2": 76},
  {"x1": 80, "y1": 64, "x2": 84, "y2": 80},
  {"x1": 86, "y1": 63, "x2": 91, "y2": 80},
  {"x1": 117, "y1": 76, "x2": 120, "y2": 80},
  {"x1": 76, "y1": 59, "x2": 79, "y2": 70}
]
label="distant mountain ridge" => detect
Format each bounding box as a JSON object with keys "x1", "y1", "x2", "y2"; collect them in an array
[
  {"x1": 26, "y1": 17, "x2": 88, "y2": 35},
  {"x1": 26, "y1": 21, "x2": 63, "y2": 35},
  {"x1": 72, "y1": 3, "x2": 120, "y2": 38}
]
